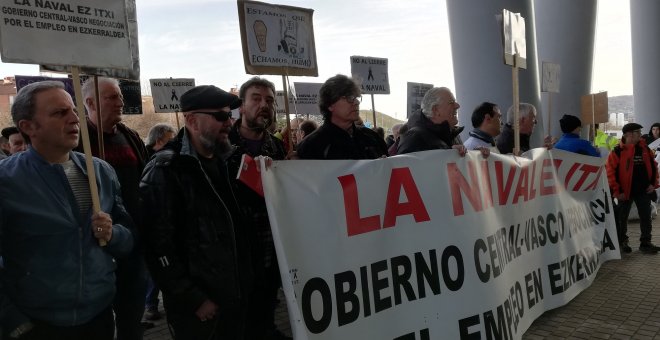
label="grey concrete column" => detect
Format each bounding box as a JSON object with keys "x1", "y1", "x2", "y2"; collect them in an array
[
  {"x1": 446, "y1": 0, "x2": 543, "y2": 147},
  {"x1": 631, "y1": 1, "x2": 660, "y2": 130},
  {"x1": 535, "y1": 0, "x2": 597, "y2": 139}
]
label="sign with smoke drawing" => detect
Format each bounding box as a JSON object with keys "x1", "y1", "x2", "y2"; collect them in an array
[{"x1": 237, "y1": 0, "x2": 318, "y2": 76}]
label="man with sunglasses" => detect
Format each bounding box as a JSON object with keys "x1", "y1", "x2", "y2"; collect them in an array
[
  {"x1": 140, "y1": 85, "x2": 253, "y2": 339},
  {"x1": 296, "y1": 74, "x2": 387, "y2": 159}
]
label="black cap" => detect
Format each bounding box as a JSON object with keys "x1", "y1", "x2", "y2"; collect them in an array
[
  {"x1": 622, "y1": 122, "x2": 643, "y2": 134},
  {"x1": 559, "y1": 114, "x2": 582, "y2": 133},
  {"x1": 1, "y1": 126, "x2": 20, "y2": 139},
  {"x1": 180, "y1": 85, "x2": 241, "y2": 112}
]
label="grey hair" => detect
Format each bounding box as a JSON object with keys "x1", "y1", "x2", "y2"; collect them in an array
[
  {"x1": 506, "y1": 102, "x2": 536, "y2": 125},
  {"x1": 81, "y1": 77, "x2": 119, "y2": 111},
  {"x1": 420, "y1": 87, "x2": 451, "y2": 118},
  {"x1": 11, "y1": 80, "x2": 66, "y2": 126},
  {"x1": 146, "y1": 123, "x2": 177, "y2": 146}
]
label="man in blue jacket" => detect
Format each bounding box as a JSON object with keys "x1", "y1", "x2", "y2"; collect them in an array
[
  {"x1": 554, "y1": 114, "x2": 600, "y2": 157},
  {"x1": 0, "y1": 81, "x2": 134, "y2": 339}
]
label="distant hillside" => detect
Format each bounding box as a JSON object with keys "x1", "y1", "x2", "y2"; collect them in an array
[
  {"x1": 358, "y1": 110, "x2": 406, "y2": 133},
  {"x1": 608, "y1": 95, "x2": 633, "y2": 115}
]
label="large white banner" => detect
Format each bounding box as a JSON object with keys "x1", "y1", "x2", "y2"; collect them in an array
[
  {"x1": 263, "y1": 149, "x2": 619, "y2": 340},
  {"x1": 0, "y1": 0, "x2": 132, "y2": 69}
]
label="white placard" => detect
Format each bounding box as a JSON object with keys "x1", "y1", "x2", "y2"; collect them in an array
[
  {"x1": 502, "y1": 9, "x2": 527, "y2": 69},
  {"x1": 350, "y1": 55, "x2": 390, "y2": 94},
  {"x1": 275, "y1": 90, "x2": 294, "y2": 116},
  {"x1": 541, "y1": 62, "x2": 560, "y2": 93},
  {"x1": 407, "y1": 82, "x2": 433, "y2": 118},
  {"x1": 292, "y1": 82, "x2": 322, "y2": 116},
  {"x1": 150, "y1": 78, "x2": 195, "y2": 113},
  {"x1": 238, "y1": 0, "x2": 317, "y2": 76},
  {"x1": 263, "y1": 149, "x2": 619, "y2": 339},
  {"x1": 0, "y1": 0, "x2": 132, "y2": 69}
]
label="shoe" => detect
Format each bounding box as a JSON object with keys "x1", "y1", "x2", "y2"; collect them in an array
[
  {"x1": 144, "y1": 308, "x2": 162, "y2": 321},
  {"x1": 639, "y1": 243, "x2": 659, "y2": 254},
  {"x1": 620, "y1": 241, "x2": 632, "y2": 254}
]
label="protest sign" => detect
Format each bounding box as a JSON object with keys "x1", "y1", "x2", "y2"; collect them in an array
[
  {"x1": 276, "y1": 90, "x2": 294, "y2": 116},
  {"x1": 350, "y1": 55, "x2": 390, "y2": 94},
  {"x1": 541, "y1": 62, "x2": 560, "y2": 93},
  {"x1": 292, "y1": 82, "x2": 322, "y2": 116},
  {"x1": 15, "y1": 75, "x2": 76, "y2": 103},
  {"x1": 119, "y1": 79, "x2": 142, "y2": 114},
  {"x1": 39, "y1": 0, "x2": 140, "y2": 80},
  {"x1": 150, "y1": 78, "x2": 195, "y2": 113},
  {"x1": 237, "y1": 0, "x2": 317, "y2": 76},
  {"x1": 501, "y1": 9, "x2": 526, "y2": 69},
  {"x1": 0, "y1": 0, "x2": 132, "y2": 70},
  {"x1": 262, "y1": 149, "x2": 618, "y2": 340},
  {"x1": 581, "y1": 92, "x2": 608, "y2": 124},
  {"x1": 406, "y1": 82, "x2": 433, "y2": 118}
]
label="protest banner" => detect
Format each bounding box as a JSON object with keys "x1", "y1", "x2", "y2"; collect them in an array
[
  {"x1": 262, "y1": 148, "x2": 619, "y2": 340},
  {"x1": 292, "y1": 82, "x2": 322, "y2": 116},
  {"x1": 150, "y1": 78, "x2": 195, "y2": 113},
  {"x1": 406, "y1": 82, "x2": 433, "y2": 118},
  {"x1": 237, "y1": 0, "x2": 317, "y2": 77},
  {"x1": 0, "y1": 0, "x2": 132, "y2": 70}
]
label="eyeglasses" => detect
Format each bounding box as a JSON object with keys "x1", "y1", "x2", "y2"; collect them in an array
[
  {"x1": 193, "y1": 111, "x2": 232, "y2": 122},
  {"x1": 343, "y1": 95, "x2": 362, "y2": 104}
]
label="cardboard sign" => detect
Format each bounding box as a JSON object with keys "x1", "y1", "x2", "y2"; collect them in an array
[
  {"x1": 406, "y1": 82, "x2": 433, "y2": 118},
  {"x1": 350, "y1": 55, "x2": 390, "y2": 94},
  {"x1": 237, "y1": 0, "x2": 317, "y2": 76},
  {"x1": 150, "y1": 78, "x2": 195, "y2": 113},
  {"x1": 541, "y1": 62, "x2": 560, "y2": 93},
  {"x1": 0, "y1": 0, "x2": 132, "y2": 69},
  {"x1": 291, "y1": 82, "x2": 322, "y2": 116},
  {"x1": 119, "y1": 79, "x2": 142, "y2": 115},
  {"x1": 15, "y1": 75, "x2": 76, "y2": 104},
  {"x1": 39, "y1": 0, "x2": 140, "y2": 80},
  {"x1": 580, "y1": 92, "x2": 608, "y2": 124},
  {"x1": 501, "y1": 9, "x2": 527, "y2": 69},
  {"x1": 275, "y1": 90, "x2": 294, "y2": 116}
]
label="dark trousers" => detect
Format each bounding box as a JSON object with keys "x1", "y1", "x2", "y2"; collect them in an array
[
  {"x1": 145, "y1": 275, "x2": 160, "y2": 311},
  {"x1": 114, "y1": 257, "x2": 148, "y2": 340},
  {"x1": 17, "y1": 307, "x2": 114, "y2": 340},
  {"x1": 247, "y1": 263, "x2": 282, "y2": 339},
  {"x1": 166, "y1": 299, "x2": 247, "y2": 340},
  {"x1": 617, "y1": 193, "x2": 653, "y2": 244}
]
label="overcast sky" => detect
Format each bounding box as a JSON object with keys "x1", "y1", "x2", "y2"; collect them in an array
[{"x1": 0, "y1": 0, "x2": 632, "y2": 120}]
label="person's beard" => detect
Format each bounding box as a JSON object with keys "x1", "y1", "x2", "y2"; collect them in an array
[{"x1": 245, "y1": 109, "x2": 273, "y2": 132}]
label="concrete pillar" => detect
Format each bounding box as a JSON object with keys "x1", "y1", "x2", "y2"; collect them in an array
[
  {"x1": 534, "y1": 0, "x2": 597, "y2": 139},
  {"x1": 631, "y1": 1, "x2": 660, "y2": 130},
  {"x1": 446, "y1": 0, "x2": 543, "y2": 147}
]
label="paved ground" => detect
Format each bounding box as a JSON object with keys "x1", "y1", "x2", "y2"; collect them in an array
[{"x1": 143, "y1": 218, "x2": 660, "y2": 340}]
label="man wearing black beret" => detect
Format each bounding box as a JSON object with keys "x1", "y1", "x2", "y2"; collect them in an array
[
  {"x1": 140, "y1": 85, "x2": 254, "y2": 339},
  {"x1": 606, "y1": 122, "x2": 660, "y2": 254}
]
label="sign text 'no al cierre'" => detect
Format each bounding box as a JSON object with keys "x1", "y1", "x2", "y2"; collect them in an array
[
  {"x1": 350, "y1": 55, "x2": 390, "y2": 94},
  {"x1": 150, "y1": 78, "x2": 196, "y2": 113},
  {"x1": 237, "y1": 0, "x2": 317, "y2": 76},
  {"x1": 0, "y1": 0, "x2": 132, "y2": 69}
]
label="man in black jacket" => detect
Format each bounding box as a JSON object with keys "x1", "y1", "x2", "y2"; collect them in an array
[
  {"x1": 77, "y1": 77, "x2": 149, "y2": 340},
  {"x1": 296, "y1": 74, "x2": 387, "y2": 160},
  {"x1": 140, "y1": 85, "x2": 253, "y2": 339},
  {"x1": 397, "y1": 87, "x2": 469, "y2": 156}
]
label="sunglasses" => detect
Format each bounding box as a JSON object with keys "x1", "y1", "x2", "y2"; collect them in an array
[{"x1": 193, "y1": 111, "x2": 232, "y2": 122}]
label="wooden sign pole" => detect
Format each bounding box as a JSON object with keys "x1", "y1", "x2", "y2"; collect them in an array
[
  {"x1": 282, "y1": 75, "x2": 293, "y2": 153},
  {"x1": 72, "y1": 67, "x2": 106, "y2": 247},
  {"x1": 512, "y1": 62, "x2": 520, "y2": 155},
  {"x1": 93, "y1": 76, "x2": 105, "y2": 160},
  {"x1": 546, "y1": 92, "x2": 553, "y2": 137},
  {"x1": 371, "y1": 94, "x2": 377, "y2": 128}
]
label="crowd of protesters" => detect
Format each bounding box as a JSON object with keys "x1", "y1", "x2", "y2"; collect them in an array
[{"x1": 0, "y1": 74, "x2": 658, "y2": 339}]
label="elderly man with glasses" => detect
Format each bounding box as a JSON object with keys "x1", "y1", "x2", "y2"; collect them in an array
[
  {"x1": 140, "y1": 85, "x2": 254, "y2": 339},
  {"x1": 296, "y1": 74, "x2": 388, "y2": 160}
]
